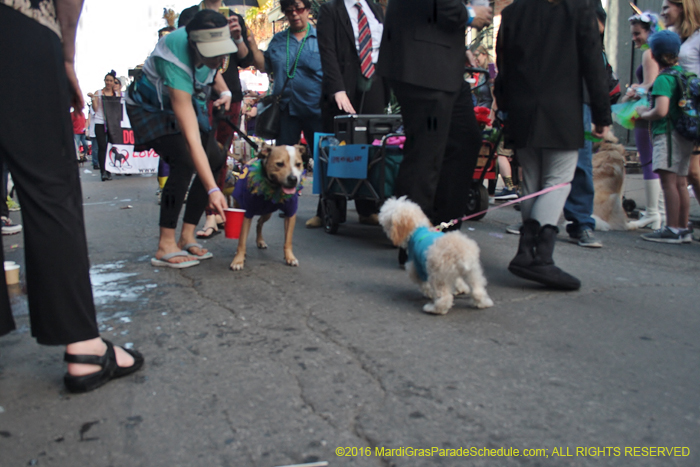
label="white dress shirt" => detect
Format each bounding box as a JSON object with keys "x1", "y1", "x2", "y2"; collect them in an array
[{"x1": 343, "y1": 0, "x2": 383, "y2": 64}]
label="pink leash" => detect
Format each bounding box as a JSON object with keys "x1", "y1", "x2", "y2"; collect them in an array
[{"x1": 435, "y1": 182, "x2": 571, "y2": 231}]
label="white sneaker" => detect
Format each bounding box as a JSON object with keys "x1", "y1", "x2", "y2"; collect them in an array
[
  {"x1": 628, "y1": 211, "x2": 662, "y2": 230},
  {"x1": 506, "y1": 223, "x2": 522, "y2": 235},
  {"x1": 1, "y1": 216, "x2": 22, "y2": 235},
  {"x1": 680, "y1": 225, "x2": 694, "y2": 243}
]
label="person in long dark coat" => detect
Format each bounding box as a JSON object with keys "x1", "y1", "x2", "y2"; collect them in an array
[
  {"x1": 494, "y1": 0, "x2": 611, "y2": 290},
  {"x1": 376, "y1": 0, "x2": 492, "y2": 264}
]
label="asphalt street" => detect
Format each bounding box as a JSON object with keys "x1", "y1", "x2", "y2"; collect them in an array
[{"x1": 1, "y1": 167, "x2": 699, "y2": 467}]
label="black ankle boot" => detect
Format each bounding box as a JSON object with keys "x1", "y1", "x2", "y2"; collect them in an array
[
  {"x1": 509, "y1": 224, "x2": 581, "y2": 290},
  {"x1": 508, "y1": 219, "x2": 539, "y2": 271}
]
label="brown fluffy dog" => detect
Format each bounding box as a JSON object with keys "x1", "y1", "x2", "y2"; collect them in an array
[
  {"x1": 378, "y1": 197, "x2": 493, "y2": 315},
  {"x1": 229, "y1": 144, "x2": 306, "y2": 270},
  {"x1": 591, "y1": 138, "x2": 630, "y2": 231}
]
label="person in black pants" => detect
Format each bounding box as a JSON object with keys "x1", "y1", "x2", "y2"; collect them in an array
[
  {"x1": 88, "y1": 71, "x2": 119, "y2": 181},
  {"x1": 377, "y1": 0, "x2": 492, "y2": 263},
  {"x1": 127, "y1": 10, "x2": 231, "y2": 268},
  {"x1": 0, "y1": 0, "x2": 143, "y2": 393},
  {"x1": 432, "y1": 80, "x2": 483, "y2": 230},
  {"x1": 309, "y1": 0, "x2": 390, "y2": 228}
]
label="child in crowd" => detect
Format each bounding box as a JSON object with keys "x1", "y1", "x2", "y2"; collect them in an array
[{"x1": 636, "y1": 30, "x2": 694, "y2": 243}]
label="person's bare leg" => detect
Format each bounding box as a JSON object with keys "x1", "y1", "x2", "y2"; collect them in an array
[
  {"x1": 179, "y1": 223, "x2": 208, "y2": 256},
  {"x1": 196, "y1": 213, "x2": 219, "y2": 236},
  {"x1": 498, "y1": 155, "x2": 512, "y2": 178},
  {"x1": 156, "y1": 226, "x2": 197, "y2": 263},
  {"x1": 676, "y1": 175, "x2": 690, "y2": 228},
  {"x1": 66, "y1": 338, "x2": 135, "y2": 376},
  {"x1": 659, "y1": 171, "x2": 680, "y2": 228},
  {"x1": 687, "y1": 154, "x2": 700, "y2": 204}
]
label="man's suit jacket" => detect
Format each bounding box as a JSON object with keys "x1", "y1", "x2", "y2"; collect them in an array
[
  {"x1": 317, "y1": 0, "x2": 388, "y2": 124},
  {"x1": 494, "y1": 0, "x2": 612, "y2": 149},
  {"x1": 376, "y1": 0, "x2": 469, "y2": 93}
]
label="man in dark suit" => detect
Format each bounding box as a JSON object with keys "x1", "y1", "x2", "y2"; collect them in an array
[
  {"x1": 311, "y1": 0, "x2": 390, "y2": 226},
  {"x1": 494, "y1": 0, "x2": 611, "y2": 290},
  {"x1": 376, "y1": 0, "x2": 492, "y2": 248},
  {"x1": 318, "y1": 0, "x2": 388, "y2": 125}
]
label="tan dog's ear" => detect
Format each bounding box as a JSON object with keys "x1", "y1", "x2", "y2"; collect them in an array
[
  {"x1": 259, "y1": 143, "x2": 272, "y2": 160},
  {"x1": 294, "y1": 144, "x2": 308, "y2": 158}
]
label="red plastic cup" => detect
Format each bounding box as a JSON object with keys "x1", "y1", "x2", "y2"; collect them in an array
[{"x1": 224, "y1": 208, "x2": 246, "y2": 239}]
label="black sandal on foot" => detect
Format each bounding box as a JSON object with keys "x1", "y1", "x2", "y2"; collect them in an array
[
  {"x1": 63, "y1": 340, "x2": 144, "y2": 393},
  {"x1": 196, "y1": 226, "x2": 221, "y2": 239}
]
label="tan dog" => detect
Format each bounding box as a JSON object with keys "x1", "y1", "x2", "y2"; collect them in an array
[
  {"x1": 591, "y1": 137, "x2": 630, "y2": 231},
  {"x1": 378, "y1": 197, "x2": 493, "y2": 315},
  {"x1": 229, "y1": 143, "x2": 306, "y2": 270}
]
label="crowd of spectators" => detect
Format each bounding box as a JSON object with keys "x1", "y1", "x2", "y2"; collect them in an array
[{"x1": 1, "y1": 0, "x2": 699, "y2": 394}]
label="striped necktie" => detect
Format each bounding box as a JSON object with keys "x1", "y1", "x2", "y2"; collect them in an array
[{"x1": 355, "y1": 2, "x2": 375, "y2": 79}]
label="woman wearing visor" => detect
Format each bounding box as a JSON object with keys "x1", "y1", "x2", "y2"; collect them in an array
[{"x1": 127, "y1": 10, "x2": 233, "y2": 268}]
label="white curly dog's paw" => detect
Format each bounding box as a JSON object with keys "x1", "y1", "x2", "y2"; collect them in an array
[
  {"x1": 474, "y1": 296, "x2": 494, "y2": 308},
  {"x1": 423, "y1": 302, "x2": 448, "y2": 315}
]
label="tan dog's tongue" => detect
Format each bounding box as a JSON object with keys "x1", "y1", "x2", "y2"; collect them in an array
[{"x1": 282, "y1": 186, "x2": 296, "y2": 195}]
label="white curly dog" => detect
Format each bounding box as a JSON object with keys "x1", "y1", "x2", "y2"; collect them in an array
[{"x1": 378, "y1": 197, "x2": 494, "y2": 315}]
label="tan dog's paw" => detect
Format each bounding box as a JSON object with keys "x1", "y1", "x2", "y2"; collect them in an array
[
  {"x1": 285, "y1": 254, "x2": 299, "y2": 267},
  {"x1": 230, "y1": 253, "x2": 246, "y2": 271},
  {"x1": 257, "y1": 240, "x2": 268, "y2": 249}
]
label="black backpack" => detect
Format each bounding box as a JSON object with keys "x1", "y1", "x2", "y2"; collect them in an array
[{"x1": 658, "y1": 68, "x2": 700, "y2": 144}]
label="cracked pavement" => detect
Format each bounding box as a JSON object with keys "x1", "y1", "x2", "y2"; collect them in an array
[{"x1": 0, "y1": 170, "x2": 699, "y2": 467}]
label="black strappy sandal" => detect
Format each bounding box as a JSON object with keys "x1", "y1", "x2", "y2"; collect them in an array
[
  {"x1": 195, "y1": 226, "x2": 221, "y2": 239},
  {"x1": 63, "y1": 340, "x2": 144, "y2": 393}
]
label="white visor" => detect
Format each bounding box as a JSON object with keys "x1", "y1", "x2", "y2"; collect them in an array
[{"x1": 189, "y1": 25, "x2": 237, "y2": 57}]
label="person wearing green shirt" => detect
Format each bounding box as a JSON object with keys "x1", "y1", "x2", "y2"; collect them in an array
[
  {"x1": 127, "y1": 10, "x2": 235, "y2": 267},
  {"x1": 636, "y1": 30, "x2": 694, "y2": 243}
]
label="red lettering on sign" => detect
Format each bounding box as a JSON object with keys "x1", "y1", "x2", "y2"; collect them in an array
[
  {"x1": 122, "y1": 130, "x2": 135, "y2": 145},
  {"x1": 133, "y1": 149, "x2": 160, "y2": 158}
]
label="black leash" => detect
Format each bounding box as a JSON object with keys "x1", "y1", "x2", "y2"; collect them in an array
[{"x1": 213, "y1": 106, "x2": 259, "y2": 153}]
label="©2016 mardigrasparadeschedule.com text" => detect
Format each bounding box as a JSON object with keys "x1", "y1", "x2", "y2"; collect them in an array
[{"x1": 335, "y1": 445, "x2": 691, "y2": 459}]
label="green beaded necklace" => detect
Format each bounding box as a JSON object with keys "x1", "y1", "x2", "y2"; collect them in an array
[{"x1": 285, "y1": 23, "x2": 310, "y2": 80}]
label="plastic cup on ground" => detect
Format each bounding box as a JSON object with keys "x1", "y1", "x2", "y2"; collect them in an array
[
  {"x1": 224, "y1": 208, "x2": 246, "y2": 239},
  {"x1": 5, "y1": 263, "x2": 19, "y2": 285}
]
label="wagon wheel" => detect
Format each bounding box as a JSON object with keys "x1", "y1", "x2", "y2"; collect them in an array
[
  {"x1": 465, "y1": 184, "x2": 489, "y2": 221},
  {"x1": 322, "y1": 196, "x2": 341, "y2": 234}
]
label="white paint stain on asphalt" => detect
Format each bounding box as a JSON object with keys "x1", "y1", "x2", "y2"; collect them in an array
[
  {"x1": 90, "y1": 261, "x2": 157, "y2": 325},
  {"x1": 9, "y1": 261, "x2": 157, "y2": 335}
]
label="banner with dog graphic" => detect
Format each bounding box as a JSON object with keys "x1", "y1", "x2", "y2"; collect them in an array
[
  {"x1": 105, "y1": 143, "x2": 161, "y2": 174},
  {"x1": 104, "y1": 96, "x2": 160, "y2": 174}
]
